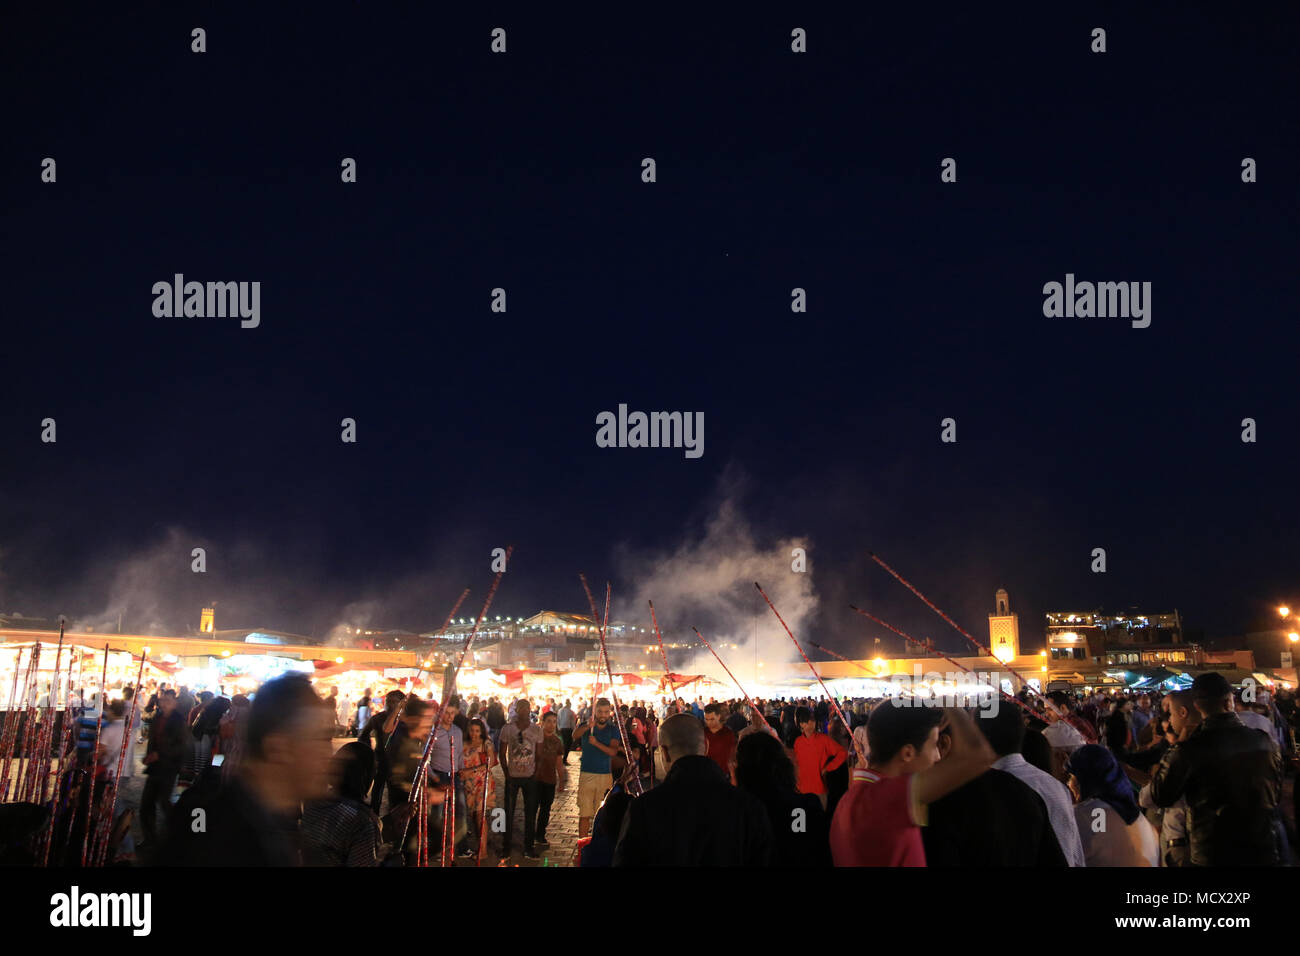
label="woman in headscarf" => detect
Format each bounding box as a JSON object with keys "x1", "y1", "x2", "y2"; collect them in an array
[{"x1": 1066, "y1": 744, "x2": 1158, "y2": 866}]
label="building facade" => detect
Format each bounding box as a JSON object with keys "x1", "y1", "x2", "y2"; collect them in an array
[{"x1": 1046, "y1": 608, "x2": 1188, "y2": 684}]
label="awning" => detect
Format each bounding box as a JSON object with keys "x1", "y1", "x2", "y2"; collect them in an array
[{"x1": 1180, "y1": 667, "x2": 1258, "y2": 686}]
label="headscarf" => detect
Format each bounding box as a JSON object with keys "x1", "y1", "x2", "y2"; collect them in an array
[{"x1": 1066, "y1": 744, "x2": 1140, "y2": 824}]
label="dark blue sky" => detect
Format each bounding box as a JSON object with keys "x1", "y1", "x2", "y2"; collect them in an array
[{"x1": 2, "y1": 4, "x2": 1297, "y2": 658}]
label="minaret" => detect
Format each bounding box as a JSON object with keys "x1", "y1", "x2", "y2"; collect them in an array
[{"x1": 988, "y1": 589, "x2": 1020, "y2": 663}]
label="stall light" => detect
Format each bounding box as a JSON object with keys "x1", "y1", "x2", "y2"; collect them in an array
[
  {"x1": 335, "y1": 656, "x2": 344, "y2": 664},
  {"x1": 221, "y1": 650, "x2": 231, "y2": 657}
]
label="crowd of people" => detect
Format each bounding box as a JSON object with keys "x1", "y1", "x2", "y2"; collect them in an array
[{"x1": 8, "y1": 671, "x2": 1296, "y2": 867}]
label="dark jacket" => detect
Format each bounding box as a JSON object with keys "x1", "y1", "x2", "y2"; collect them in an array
[
  {"x1": 1149, "y1": 712, "x2": 1284, "y2": 866},
  {"x1": 613, "y1": 755, "x2": 772, "y2": 866},
  {"x1": 146, "y1": 710, "x2": 189, "y2": 775},
  {"x1": 387, "y1": 723, "x2": 425, "y2": 800},
  {"x1": 1126, "y1": 737, "x2": 1170, "y2": 773},
  {"x1": 923, "y1": 768, "x2": 1068, "y2": 867},
  {"x1": 745, "y1": 788, "x2": 831, "y2": 867},
  {"x1": 357, "y1": 710, "x2": 396, "y2": 772},
  {"x1": 159, "y1": 776, "x2": 301, "y2": 866},
  {"x1": 192, "y1": 698, "x2": 230, "y2": 739},
  {"x1": 1104, "y1": 711, "x2": 1132, "y2": 756}
]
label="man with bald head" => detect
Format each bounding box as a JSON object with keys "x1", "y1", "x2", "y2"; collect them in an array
[{"x1": 612, "y1": 713, "x2": 772, "y2": 866}]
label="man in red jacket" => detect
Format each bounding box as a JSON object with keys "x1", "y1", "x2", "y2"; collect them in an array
[{"x1": 793, "y1": 705, "x2": 846, "y2": 810}]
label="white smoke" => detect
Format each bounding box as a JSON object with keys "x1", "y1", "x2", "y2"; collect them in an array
[
  {"x1": 614, "y1": 485, "x2": 816, "y2": 692},
  {"x1": 81, "y1": 528, "x2": 196, "y2": 635}
]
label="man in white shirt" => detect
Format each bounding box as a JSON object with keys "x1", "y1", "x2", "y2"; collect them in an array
[
  {"x1": 97, "y1": 700, "x2": 129, "y2": 779},
  {"x1": 981, "y1": 704, "x2": 1086, "y2": 866},
  {"x1": 498, "y1": 699, "x2": 545, "y2": 859},
  {"x1": 1234, "y1": 692, "x2": 1274, "y2": 736},
  {"x1": 1042, "y1": 700, "x2": 1087, "y2": 750},
  {"x1": 556, "y1": 699, "x2": 576, "y2": 763}
]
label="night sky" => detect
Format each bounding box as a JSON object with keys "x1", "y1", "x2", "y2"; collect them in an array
[{"x1": 3, "y1": 4, "x2": 1297, "y2": 662}]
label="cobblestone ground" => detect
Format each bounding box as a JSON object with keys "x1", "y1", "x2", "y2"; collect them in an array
[{"x1": 483, "y1": 754, "x2": 583, "y2": 868}]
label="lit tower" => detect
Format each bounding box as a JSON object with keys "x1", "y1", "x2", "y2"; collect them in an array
[
  {"x1": 988, "y1": 589, "x2": 1020, "y2": 663},
  {"x1": 200, "y1": 607, "x2": 215, "y2": 634}
]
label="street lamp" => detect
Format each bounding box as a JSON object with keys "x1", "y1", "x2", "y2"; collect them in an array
[{"x1": 1279, "y1": 606, "x2": 1291, "y2": 618}]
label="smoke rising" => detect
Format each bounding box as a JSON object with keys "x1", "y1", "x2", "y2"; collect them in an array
[{"x1": 615, "y1": 480, "x2": 816, "y2": 692}]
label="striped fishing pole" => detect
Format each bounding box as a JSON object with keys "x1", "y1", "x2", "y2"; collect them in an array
[
  {"x1": 690, "y1": 626, "x2": 782, "y2": 745},
  {"x1": 92, "y1": 648, "x2": 148, "y2": 866},
  {"x1": 418, "y1": 780, "x2": 428, "y2": 867},
  {"x1": 587, "y1": 590, "x2": 612, "y2": 728},
  {"x1": 475, "y1": 740, "x2": 492, "y2": 866},
  {"x1": 3, "y1": 644, "x2": 38, "y2": 801},
  {"x1": 0, "y1": 647, "x2": 25, "y2": 791},
  {"x1": 754, "y1": 583, "x2": 868, "y2": 769},
  {"x1": 868, "y1": 552, "x2": 1044, "y2": 698},
  {"x1": 27, "y1": 625, "x2": 66, "y2": 807},
  {"x1": 442, "y1": 732, "x2": 456, "y2": 866},
  {"x1": 647, "y1": 601, "x2": 678, "y2": 699},
  {"x1": 846, "y1": 606, "x2": 1055, "y2": 728},
  {"x1": 690, "y1": 626, "x2": 757, "y2": 707},
  {"x1": 386, "y1": 587, "x2": 470, "y2": 753},
  {"x1": 8, "y1": 642, "x2": 43, "y2": 803},
  {"x1": 399, "y1": 551, "x2": 512, "y2": 853},
  {"x1": 80, "y1": 644, "x2": 110, "y2": 866},
  {"x1": 579, "y1": 576, "x2": 642, "y2": 796},
  {"x1": 40, "y1": 649, "x2": 81, "y2": 866},
  {"x1": 30, "y1": 628, "x2": 70, "y2": 805}
]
